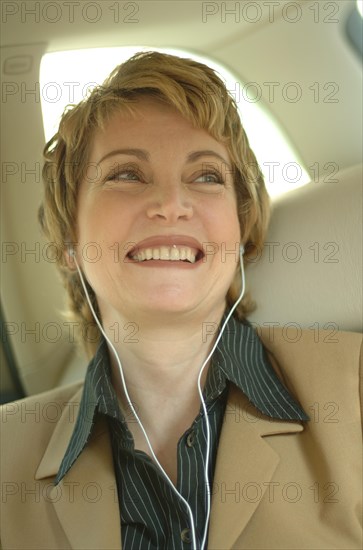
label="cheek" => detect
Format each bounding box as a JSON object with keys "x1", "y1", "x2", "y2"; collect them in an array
[
  {"x1": 78, "y1": 194, "x2": 130, "y2": 243},
  {"x1": 211, "y1": 221, "x2": 240, "y2": 269},
  {"x1": 217, "y1": 201, "x2": 241, "y2": 240},
  {"x1": 228, "y1": 197, "x2": 241, "y2": 238}
]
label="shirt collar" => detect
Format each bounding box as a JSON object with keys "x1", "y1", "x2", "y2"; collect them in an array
[
  {"x1": 55, "y1": 311, "x2": 308, "y2": 484},
  {"x1": 54, "y1": 340, "x2": 116, "y2": 484},
  {"x1": 208, "y1": 311, "x2": 309, "y2": 421}
]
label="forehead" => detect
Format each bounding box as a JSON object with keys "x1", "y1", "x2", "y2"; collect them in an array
[{"x1": 89, "y1": 98, "x2": 231, "y2": 164}]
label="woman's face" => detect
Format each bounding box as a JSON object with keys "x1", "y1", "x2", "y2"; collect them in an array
[{"x1": 76, "y1": 99, "x2": 241, "y2": 323}]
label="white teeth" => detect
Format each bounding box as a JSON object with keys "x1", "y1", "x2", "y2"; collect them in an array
[
  {"x1": 132, "y1": 246, "x2": 197, "y2": 263},
  {"x1": 170, "y1": 246, "x2": 179, "y2": 260},
  {"x1": 160, "y1": 246, "x2": 170, "y2": 260},
  {"x1": 186, "y1": 249, "x2": 193, "y2": 263}
]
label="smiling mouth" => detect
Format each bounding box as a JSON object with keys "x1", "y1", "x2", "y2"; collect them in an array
[{"x1": 128, "y1": 245, "x2": 204, "y2": 264}]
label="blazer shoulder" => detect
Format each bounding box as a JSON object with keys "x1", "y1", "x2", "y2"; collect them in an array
[
  {"x1": 258, "y1": 327, "x2": 362, "y2": 428},
  {"x1": 0, "y1": 381, "x2": 84, "y2": 453},
  {"x1": 258, "y1": 327, "x2": 362, "y2": 370},
  {"x1": 1, "y1": 381, "x2": 84, "y2": 424}
]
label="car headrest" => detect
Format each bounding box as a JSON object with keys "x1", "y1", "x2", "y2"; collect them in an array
[{"x1": 246, "y1": 164, "x2": 363, "y2": 334}]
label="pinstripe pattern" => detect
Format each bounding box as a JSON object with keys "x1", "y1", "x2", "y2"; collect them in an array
[
  {"x1": 55, "y1": 312, "x2": 308, "y2": 548},
  {"x1": 107, "y1": 391, "x2": 226, "y2": 549}
]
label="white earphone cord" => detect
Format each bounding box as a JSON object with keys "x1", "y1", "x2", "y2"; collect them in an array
[{"x1": 72, "y1": 245, "x2": 245, "y2": 550}]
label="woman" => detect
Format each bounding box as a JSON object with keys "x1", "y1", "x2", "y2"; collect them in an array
[{"x1": 1, "y1": 51, "x2": 361, "y2": 550}]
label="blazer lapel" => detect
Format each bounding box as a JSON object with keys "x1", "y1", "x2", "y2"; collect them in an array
[
  {"x1": 35, "y1": 388, "x2": 121, "y2": 550},
  {"x1": 208, "y1": 384, "x2": 304, "y2": 550}
]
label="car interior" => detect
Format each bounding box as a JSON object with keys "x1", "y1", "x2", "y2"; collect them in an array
[{"x1": 1, "y1": 0, "x2": 362, "y2": 404}]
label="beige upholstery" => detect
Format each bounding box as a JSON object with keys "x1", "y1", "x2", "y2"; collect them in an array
[{"x1": 247, "y1": 164, "x2": 363, "y2": 333}]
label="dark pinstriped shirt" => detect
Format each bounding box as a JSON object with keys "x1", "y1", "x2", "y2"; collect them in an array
[{"x1": 55, "y1": 312, "x2": 308, "y2": 549}]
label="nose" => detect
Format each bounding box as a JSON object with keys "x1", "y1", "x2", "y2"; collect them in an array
[{"x1": 146, "y1": 181, "x2": 193, "y2": 223}]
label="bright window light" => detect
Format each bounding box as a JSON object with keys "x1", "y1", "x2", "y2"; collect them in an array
[
  {"x1": 357, "y1": 1, "x2": 363, "y2": 17},
  {"x1": 40, "y1": 46, "x2": 310, "y2": 198}
]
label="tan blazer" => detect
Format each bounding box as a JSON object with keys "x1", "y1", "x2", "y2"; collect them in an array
[{"x1": 1, "y1": 328, "x2": 362, "y2": 549}]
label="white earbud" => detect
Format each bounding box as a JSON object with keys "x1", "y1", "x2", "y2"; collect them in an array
[
  {"x1": 68, "y1": 246, "x2": 75, "y2": 257},
  {"x1": 240, "y1": 243, "x2": 245, "y2": 255}
]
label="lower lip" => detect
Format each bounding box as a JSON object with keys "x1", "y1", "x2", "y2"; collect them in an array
[{"x1": 128, "y1": 259, "x2": 202, "y2": 269}]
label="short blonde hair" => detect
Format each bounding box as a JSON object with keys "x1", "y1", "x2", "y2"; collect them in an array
[{"x1": 39, "y1": 51, "x2": 270, "y2": 357}]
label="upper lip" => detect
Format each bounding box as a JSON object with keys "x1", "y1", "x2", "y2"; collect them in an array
[{"x1": 127, "y1": 235, "x2": 204, "y2": 258}]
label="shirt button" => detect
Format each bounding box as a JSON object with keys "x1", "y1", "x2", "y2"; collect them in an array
[
  {"x1": 181, "y1": 528, "x2": 192, "y2": 543},
  {"x1": 186, "y1": 430, "x2": 195, "y2": 447}
]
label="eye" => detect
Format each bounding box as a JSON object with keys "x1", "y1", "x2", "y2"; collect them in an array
[
  {"x1": 105, "y1": 167, "x2": 143, "y2": 183},
  {"x1": 194, "y1": 171, "x2": 224, "y2": 184}
]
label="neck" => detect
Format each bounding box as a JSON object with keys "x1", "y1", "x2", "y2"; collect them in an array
[
  {"x1": 99, "y1": 304, "x2": 227, "y2": 482},
  {"x1": 101, "y1": 304, "x2": 225, "y2": 421}
]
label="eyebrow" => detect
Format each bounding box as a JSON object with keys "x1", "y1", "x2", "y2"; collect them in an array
[
  {"x1": 97, "y1": 148, "x2": 232, "y2": 170},
  {"x1": 186, "y1": 150, "x2": 232, "y2": 170},
  {"x1": 98, "y1": 148, "x2": 149, "y2": 164}
]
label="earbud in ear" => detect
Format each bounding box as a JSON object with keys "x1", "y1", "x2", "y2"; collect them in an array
[
  {"x1": 68, "y1": 246, "x2": 75, "y2": 257},
  {"x1": 240, "y1": 244, "x2": 245, "y2": 255}
]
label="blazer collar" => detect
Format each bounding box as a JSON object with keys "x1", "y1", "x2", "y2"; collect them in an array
[
  {"x1": 35, "y1": 385, "x2": 84, "y2": 480},
  {"x1": 215, "y1": 313, "x2": 308, "y2": 420}
]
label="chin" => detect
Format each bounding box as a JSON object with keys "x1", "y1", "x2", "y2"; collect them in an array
[
  {"x1": 144, "y1": 296, "x2": 194, "y2": 313},
  {"x1": 138, "y1": 290, "x2": 201, "y2": 316}
]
